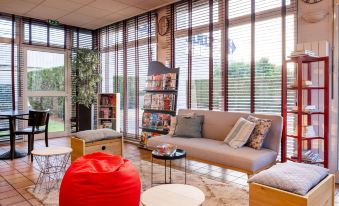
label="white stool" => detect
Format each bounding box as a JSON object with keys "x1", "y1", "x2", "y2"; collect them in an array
[
  {"x1": 32, "y1": 147, "x2": 72, "y2": 193},
  {"x1": 141, "y1": 184, "x2": 205, "y2": 206}
]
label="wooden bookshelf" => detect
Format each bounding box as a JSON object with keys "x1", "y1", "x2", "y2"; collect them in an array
[
  {"x1": 282, "y1": 55, "x2": 329, "y2": 168},
  {"x1": 97, "y1": 93, "x2": 120, "y2": 132},
  {"x1": 140, "y1": 61, "x2": 179, "y2": 148}
]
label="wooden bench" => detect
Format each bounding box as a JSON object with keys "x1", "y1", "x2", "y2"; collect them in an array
[
  {"x1": 249, "y1": 174, "x2": 335, "y2": 206},
  {"x1": 71, "y1": 136, "x2": 123, "y2": 162}
]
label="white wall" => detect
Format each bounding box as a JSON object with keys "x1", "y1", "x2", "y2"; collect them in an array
[{"x1": 298, "y1": 0, "x2": 338, "y2": 173}]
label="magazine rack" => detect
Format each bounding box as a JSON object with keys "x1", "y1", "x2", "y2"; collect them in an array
[{"x1": 140, "y1": 61, "x2": 179, "y2": 148}]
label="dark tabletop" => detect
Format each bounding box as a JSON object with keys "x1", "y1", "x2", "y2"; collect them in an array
[
  {"x1": 152, "y1": 149, "x2": 186, "y2": 160},
  {"x1": 0, "y1": 111, "x2": 29, "y2": 117}
]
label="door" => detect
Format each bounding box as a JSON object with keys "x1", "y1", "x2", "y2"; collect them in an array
[{"x1": 24, "y1": 47, "x2": 70, "y2": 137}]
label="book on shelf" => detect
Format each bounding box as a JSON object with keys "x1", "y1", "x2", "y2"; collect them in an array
[
  {"x1": 145, "y1": 72, "x2": 177, "y2": 90},
  {"x1": 291, "y1": 105, "x2": 319, "y2": 113},
  {"x1": 291, "y1": 150, "x2": 322, "y2": 163},
  {"x1": 143, "y1": 93, "x2": 175, "y2": 111},
  {"x1": 142, "y1": 112, "x2": 171, "y2": 131},
  {"x1": 99, "y1": 107, "x2": 114, "y2": 118},
  {"x1": 144, "y1": 93, "x2": 152, "y2": 109},
  {"x1": 288, "y1": 50, "x2": 318, "y2": 58},
  {"x1": 99, "y1": 120, "x2": 113, "y2": 129},
  {"x1": 292, "y1": 125, "x2": 317, "y2": 138},
  {"x1": 100, "y1": 95, "x2": 116, "y2": 106}
]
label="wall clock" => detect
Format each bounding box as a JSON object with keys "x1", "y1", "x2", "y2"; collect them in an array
[
  {"x1": 158, "y1": 16, "x2": 169, "y2": 36},
  {"x1": 302, "y1": 0, "x2": 323, "y2": 4}
]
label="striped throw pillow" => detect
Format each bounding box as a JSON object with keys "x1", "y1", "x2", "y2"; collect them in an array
[{"x1": 224, "y1": 117, "x2": 256, "y2": 149}]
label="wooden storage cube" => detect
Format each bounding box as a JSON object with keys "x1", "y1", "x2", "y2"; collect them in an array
[
  {"x1": 249, "y1": 174, "x2": 335, "y2": 206},
  {"x1": 71, "y1": 136, "x2": 123, "y2": 162}
]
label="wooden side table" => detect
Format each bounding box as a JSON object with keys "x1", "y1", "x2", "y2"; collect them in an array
[
  {"x1": 141, "y1": 184, "x2": 205, "y2": 206},
  {"x1": 32, "y1": 147, "x2": 72, "y2": 193}
]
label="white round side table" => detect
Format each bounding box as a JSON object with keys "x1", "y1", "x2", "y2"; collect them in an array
[
  {"x1": 32, "y1": 147, "x2": 72, "y2": 193},
  {"x1": 141, "y1": 184, "x2": 205, "y2": 206}
]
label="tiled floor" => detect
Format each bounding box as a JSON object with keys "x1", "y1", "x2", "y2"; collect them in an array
[{"x1": 0, "y1": 137, "x2": 338, "y2": 205}]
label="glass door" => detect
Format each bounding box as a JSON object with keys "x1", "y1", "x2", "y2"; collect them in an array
[{"x1": 24, "y1": 47, "x2": 70, "y2": 137}]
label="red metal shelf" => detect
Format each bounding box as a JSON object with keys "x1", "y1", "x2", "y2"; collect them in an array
[
  {"x1": 287, "y1": 86, "x2": 325, "y2": 90},
  {"x1": 282, "y1": 55, "x2": 329, "y2": 168},
  {"x1": 286, "y1": 134, "x2": 324, "y2": 140},
  {"x1": 287, "y1": 111, "x2": 324, "y2": 115}
]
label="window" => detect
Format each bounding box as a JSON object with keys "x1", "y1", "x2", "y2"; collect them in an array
[
  {"x1": 24, "y1": 19, "x2": 66, "y2": 48},
  {"x1": 99, "y1": 12, "x2": 156, "y2": 138},
  {"x1": 0, "y1": 15, "x2": 17, "y2": 140},
  {"x1": 174, "y1": 0, "x2": 296, "y2": 114}
]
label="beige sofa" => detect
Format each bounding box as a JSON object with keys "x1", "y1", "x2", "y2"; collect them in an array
[{"x1": 147, "y1": 109, "x2": 283, "y2": 175}]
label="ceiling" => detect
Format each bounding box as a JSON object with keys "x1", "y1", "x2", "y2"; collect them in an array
[{"x1": 0, "y1": 0, "x2": 178, "y2": 30}]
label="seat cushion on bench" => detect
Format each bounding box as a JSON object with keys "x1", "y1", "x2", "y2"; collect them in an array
[
  {"x1": 76, "y1": 129, "x2": 122, "y2": 143},
  {"x1": 147, "y1": 135, "x2": 277, "y2": 172},
  {"x1": 248, "y1": 162, "x2": 329, "y2": 195}
]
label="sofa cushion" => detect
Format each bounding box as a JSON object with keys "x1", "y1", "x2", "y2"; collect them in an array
[
  {"x1": 246, "y1": 115, "x2": 272, "y2": 150},
  {"x1": 248, "y1": 162, "x2": 329, "y2": 195},
  {"x1": 224, "y1": 117, "x2": 255, "y2": 149},
  {"x1": 147, "y1": 135, "x2": 277, "y2": 172},
  {"x1": 174, "y1": 115, "x2": 204, "y2": 138}
]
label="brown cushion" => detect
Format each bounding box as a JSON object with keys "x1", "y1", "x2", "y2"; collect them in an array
[{"x1": 246, "y1": 115, "x2": 272, "y2": 150}]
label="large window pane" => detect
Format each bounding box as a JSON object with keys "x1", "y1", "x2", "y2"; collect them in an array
[
  {"x1": 228, "y1": 24, "x2": 251, "y2": 112},
  {"x1": 27, "y1": 50, "x2": 65, "y2": 92}
]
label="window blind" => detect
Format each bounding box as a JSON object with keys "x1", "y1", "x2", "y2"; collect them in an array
[
  {"x1": 23, "y1": 18, "x2": 67, "y2": 48},
  {"x1": 71, "y1": 28, "x2": 94, "y2": 127},
  {"x1": 99, "y1": 12, "x2": 156, "y2": 138},
  {"x1": 0, "y1": 14, "x2": 18, "y2": 140},
  {"x1": 173, "y1": 0, "x2": 296, "y2": 114}
]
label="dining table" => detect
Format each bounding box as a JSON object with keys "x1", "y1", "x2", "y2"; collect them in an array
[{"x1": 0, "y1": 110, "x2": 29, "y2": 160}]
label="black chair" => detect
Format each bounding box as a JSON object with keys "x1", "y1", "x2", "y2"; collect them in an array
[{"x1": 15, "y1": 109, "x2": 49, "y2": 161}]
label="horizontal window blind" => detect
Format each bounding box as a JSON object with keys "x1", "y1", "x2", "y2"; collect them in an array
[
  {"x1": 71, "y1": 28, "x2": 94, "y2": 122},
  {"x1": 174, "y1": 0, "x2": 296, "y2": 114},
  {"x1": 99, "y1": 12, "x2": 156, "y2": 138},
  {"x1": 0, "y1": 15, "x2": 18, "y2": 140},
  {"x1": 23, "y1": 18, "x2": 67, "y2": 48}
]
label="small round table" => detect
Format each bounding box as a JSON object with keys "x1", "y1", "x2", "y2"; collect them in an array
[
  {"x1": 141, "y1": 184, "x2": 205, "y2": 206},
  {"x1": 32, "y1": 147, "x2": 72, "y2": 193},
  {"x1": 151, "y1": 149, "x2": 186, "y2": 185}
]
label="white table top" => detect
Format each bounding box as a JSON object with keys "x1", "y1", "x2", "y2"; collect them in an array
[
  {"x1": 31, "y1": 147, "x2": 72, "y2": 156},
  {"x1": 141, "y1": 184, "x2": 205, "y2": 206}
]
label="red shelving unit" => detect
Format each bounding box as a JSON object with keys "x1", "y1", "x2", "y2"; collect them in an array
[{"x1": 282, "y1": 55, "x2": 329, "y2": 168}]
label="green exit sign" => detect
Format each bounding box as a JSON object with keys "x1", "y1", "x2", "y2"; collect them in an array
[{"x1": 47, "y1": 19, "x2": 59, "y2": 26}]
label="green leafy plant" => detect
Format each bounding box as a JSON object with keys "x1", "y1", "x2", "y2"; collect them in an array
[{"x1": 73, "y1": 48, "x2": 101, "y2": 108}]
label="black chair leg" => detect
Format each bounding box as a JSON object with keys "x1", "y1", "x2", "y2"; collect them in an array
[
  {"x1": 27, "y1": 134, "x2": 32, "y2": 155},
  {"x1": 30, "y1": 134, "x2": 34, "y2": 162},
  {"x1": 45, "y1": 132, "x2": 48, "y2": 147}
]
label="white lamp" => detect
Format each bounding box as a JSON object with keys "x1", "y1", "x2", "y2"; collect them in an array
[{"x1": 302, "y1": 10, "x2": 328, "y2": 23}]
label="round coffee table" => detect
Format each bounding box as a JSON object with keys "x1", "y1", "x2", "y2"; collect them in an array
[
  {"x1": 32, "y1": 147, "x2": 72, "y2": 193},
  {"x1": 151, "y1": 149, "x2": 186, "y2": 185},
  {"x1": 141, "y1": 184, "x2": 205, "y2": 206}
]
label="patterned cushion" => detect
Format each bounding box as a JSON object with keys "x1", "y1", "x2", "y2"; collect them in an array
[
  {"x1": 224, "y1": 117, "x2": 256, "y2": 149},
  {"x1": 246, "y1": 115, "x2": 272, "y2": 149},
  {"x1": 248, "y1": 162, "x2": 329, "y2": 195}
]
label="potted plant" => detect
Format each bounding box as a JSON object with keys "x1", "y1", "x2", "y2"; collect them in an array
[{"x1": 73, "y1": 48, "x2": 101, "y2": 130}]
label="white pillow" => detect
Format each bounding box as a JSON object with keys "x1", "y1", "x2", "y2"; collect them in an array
[{"x1": 224, "y1": 117, "x2": 256, "y2": 149}]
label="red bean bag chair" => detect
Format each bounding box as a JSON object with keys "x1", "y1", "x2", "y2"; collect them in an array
[{"x1": 59, "y1": 152, "x2": 140, "y2": 206}]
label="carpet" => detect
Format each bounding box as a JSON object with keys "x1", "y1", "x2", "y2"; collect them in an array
[{"x1": 27, "y1": 160, "x2": 249, "y2": 206}]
